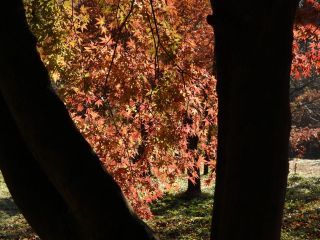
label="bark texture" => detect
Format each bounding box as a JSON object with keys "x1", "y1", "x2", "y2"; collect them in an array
[
  {"x1": 209, "y1": 0, "x2": 298, "y2": 239},
  {"x1": 0, "y1": 96, "x2": 85, "y2": 240},
  {"x1": 0, "y1": 1, "x2": 156, "y2": 239}
]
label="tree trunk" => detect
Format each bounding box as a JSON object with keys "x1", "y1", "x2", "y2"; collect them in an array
[
  {"x1": 203, "y1": 124, "x2": 214, "y2": 175},
  {"x1": 0, "y1": 96, "x2": 85, "y2": 240},
  {"x1": 185, "y1": 135, "x2": 201, "y2": 197},
  {"x1": 0, "y1": 1, "x2": 156, "y2": 239},
  {"x1": 209, "y1": 1, "x2": 298, "y2": 239},
  {"x1": 203, "y1": 162, "x2": 209, "y2": 175},
  {"x1": 186, "y1": 164, "x2": 201, "y2": 196}
]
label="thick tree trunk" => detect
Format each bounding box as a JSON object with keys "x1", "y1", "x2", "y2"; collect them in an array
[
  {"x1": 0, "y1": 1, "x2": 156, "y2": 239},
  {"x1": 0, "y1": 96, "x2": 85, "y2": 240},
  {"x1": 209, "y1": 1, "x2": 298, "y2": 239}
]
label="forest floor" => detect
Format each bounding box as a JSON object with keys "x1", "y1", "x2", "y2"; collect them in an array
[{"x1": 0, "y1": 159, "x2": 319, "y2": 240}]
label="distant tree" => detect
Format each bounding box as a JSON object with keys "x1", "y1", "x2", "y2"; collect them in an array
[
  {"x1": 184, "y1": 115, "x2": 201, "y2": 197},
  {"x1": 289, "y1": 0, "x2": 320, "y2": 159}
]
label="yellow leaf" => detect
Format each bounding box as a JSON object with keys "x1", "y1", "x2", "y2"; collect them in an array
[{"x1": 95, "y1": 16, "x2": 105, "y2": 27}]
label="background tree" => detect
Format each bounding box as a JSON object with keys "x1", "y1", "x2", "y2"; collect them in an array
[{"x1": 290, "y1": 0, "x2": 320, "y2": 159}]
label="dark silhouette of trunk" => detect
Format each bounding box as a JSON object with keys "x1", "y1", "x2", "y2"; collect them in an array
[
  {"x1": 203, "y1": 124, "x2": 214, "y2": 175},
  {"x1": 0, "y1": 96, "x2": 85, "y2": 240},
  {"x1": 203, "y1": 56, "x2": 217, "y2": 176},
  {"x1": 208, "y1": 0, "x2": 298, "y2": 239},
  {"x1": 203, "y1": 159, "x2": 209, "y2": 175},
  {"x1": 184, "y1": 113, "x2": 201, "y2": 197},
  {"x1": 187, "y1": 167, "x2": 201, "y2": 196},
  {"x1": 0, "y1": 1, "x2": 156, "y2": 239},
  {"x1": 185, "y1": 135, "x2": 201, "y2": 196}
]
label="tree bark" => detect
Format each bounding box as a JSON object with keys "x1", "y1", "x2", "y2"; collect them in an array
[
  {"x1": 0, "y1": 1, "x2": 156, "y2": 239},
  {"x1": 209, "y1": 1, "x2": 298, "y2": 239},
  {"x1": 186, "y1": 164, "x2": 201, "y2": 196},
  {"x1": 203, "y1": 161, "x2": 209, "y2": 175},
  {"x1": 0, "y1": 96, "x2": 85, "y2": 240},
  {"x1": 185, "y1": 135, "x2": 201, "y2": 197},
  {"x1": 203, "y1": 124, "x2": 214, "y2": 175}
]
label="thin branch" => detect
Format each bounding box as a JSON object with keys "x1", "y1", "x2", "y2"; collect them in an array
[{"x1": 103, "y1": 0, "x2": 135, "y2": 96}]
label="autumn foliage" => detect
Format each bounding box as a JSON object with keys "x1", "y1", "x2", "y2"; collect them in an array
[
  {"x1": 24, "y1": 0, "x2": 217, "y2": 218},
  {"x1": 291, "y1": 0, "x2": 320, "y2": 159},
  {"x1": 23, "y1": 0, "x2": 319, "y2": 218}
]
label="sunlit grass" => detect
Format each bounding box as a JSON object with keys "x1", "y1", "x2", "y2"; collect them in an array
[{"x1": 149, "y1": 175, "x2": 320, "y2": 240}]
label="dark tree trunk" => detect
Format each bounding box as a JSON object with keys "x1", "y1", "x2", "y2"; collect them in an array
[
  {"x1": 0, "y1": 96, "x2": 85, "y2": 240},
  {"x1": 208, "y1": 1, "x2": 298, "y2": 239},
  {"x1": 0, "y1": 1, "x2": 156, "y2": 239},
  {"x1": 183, "y1": 114, "x2": 201, "y2": 196},
  {"x1": 203, "y1": 124, "x2": 214, "y2": 175},
  {"x1": 186, "y1": 164, "x2": 201, "y2": 196},
  {"x1": 203, "y1": 161, "x2": 209, "y2": 175},
  {"x1": 185, "y1": 135, "x2": 201, "y2": 197}
]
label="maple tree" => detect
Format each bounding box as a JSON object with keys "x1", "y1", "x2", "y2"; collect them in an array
[
  {"x1": 290, "y1": 0, "x2": 320, "y2": 159},
  {"x1": 24, "y1": 0, "x2": 218, "y2": 218}
]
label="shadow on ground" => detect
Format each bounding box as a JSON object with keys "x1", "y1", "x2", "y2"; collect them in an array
[
  {"x1": 0, "y1": 197, "x2": 19, "y2": 218},
  {"x1": 282, "y1": 176, "x2": 320, "y2": 240},
  {"x1": 149, "y1": 192, "x2": 213, "y2": 240},
  {"x1": 149, "y1": 176, "x2": 320, "y2": 240}
]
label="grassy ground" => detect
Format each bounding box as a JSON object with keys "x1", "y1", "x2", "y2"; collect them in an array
[
  {"x1": 0, "y1": 172, "x2": 319, "y2": 239},
  {"x1": 148, "y1": 175, "x2": 320, "y2": 240},
  {"x1": 282, "y1": 176, "x2": 320, "y2": 240},
  {"x1": 0, "y1": 174, "x2": 38, "y2": 240}
]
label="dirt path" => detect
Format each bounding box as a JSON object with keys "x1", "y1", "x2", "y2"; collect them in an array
[{"x1": 289, "y1": 159, "x2": 320, "y2": 177}]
